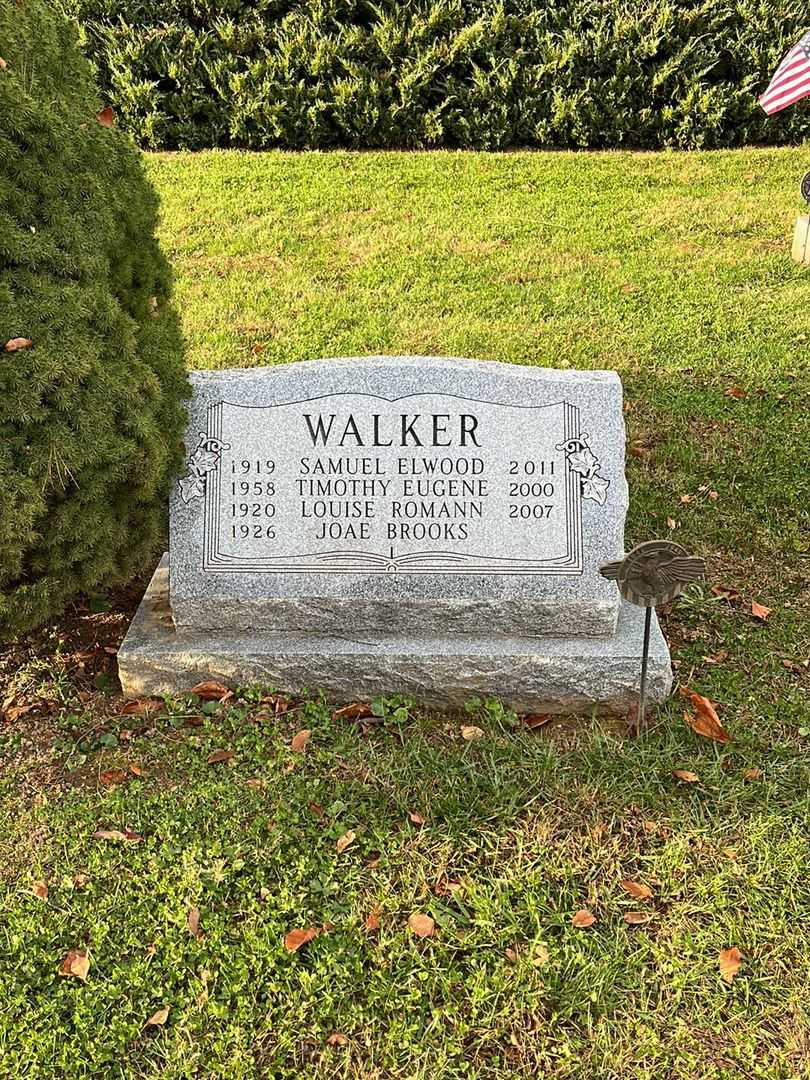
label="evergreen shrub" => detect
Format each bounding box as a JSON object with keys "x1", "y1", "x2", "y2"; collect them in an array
[
  {"x1": 0, "y1": 0, "x2": 188, "y2": 637},
  {"x1": 64, "y1": 0, "x2": 810, "y2": 150}
]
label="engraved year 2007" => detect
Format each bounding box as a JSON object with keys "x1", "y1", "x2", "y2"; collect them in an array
[
  {"x1": 508, "y1": 459, "x2": 556, "y2": 520},
  {"x1": 229, "y1": 458, "x2": 277, "y2": 539}
]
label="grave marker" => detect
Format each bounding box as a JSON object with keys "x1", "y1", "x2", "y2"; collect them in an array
[{"x1": 119, "y1": 356, "x2": 672, "y2": 712}]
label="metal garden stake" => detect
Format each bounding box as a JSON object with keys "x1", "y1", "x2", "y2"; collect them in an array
[{"x1": 600, "y1": 541, "x2": 705, "y2": 722}]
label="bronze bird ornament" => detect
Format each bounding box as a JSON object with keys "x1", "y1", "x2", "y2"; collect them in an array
[{"x1": 600, "y1": 540, "x2": 705, "y2": 607}]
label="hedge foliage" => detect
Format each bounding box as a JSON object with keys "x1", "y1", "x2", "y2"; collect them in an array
[
  {"x1": 62, "y1": 0, "x2": 810, "y2": 150},
  {"x1": 0, "y1": 0, "x2": 188, "y2": 637}
]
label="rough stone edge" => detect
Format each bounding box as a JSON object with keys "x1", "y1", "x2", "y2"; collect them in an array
[{"x1": 119, "y1": 556, "x2": 673, "y2": 714}]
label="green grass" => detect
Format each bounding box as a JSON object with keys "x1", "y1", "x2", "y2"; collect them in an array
[{"x1": 1, "y1": 148, "x2": 809, "y2": 1079}]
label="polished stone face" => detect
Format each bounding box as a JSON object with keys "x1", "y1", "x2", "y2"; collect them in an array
[{"x1": 169, "y1": 356, "x2": 628, "y2": 636}]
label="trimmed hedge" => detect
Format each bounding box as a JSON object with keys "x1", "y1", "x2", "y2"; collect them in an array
[
  {"x1": 63, "y1": 0, "x2": 810, "y2": 150},
  {"x1": 0, "y1": 0, "x2": 188, "y2": 637}
]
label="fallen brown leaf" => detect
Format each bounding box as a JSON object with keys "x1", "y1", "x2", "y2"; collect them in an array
[
  {"x1": 32, "y1": 880, "x2": 48, "y2": 900},
  {"x1": 91, "y1": 829, "x2": 143, "y2": 842},
  {"x1": 666, "y1": 516, "x2": 678, "y2": 530},
  {"x1": 0, "y1": 57, "x2": 7, "y2": 69},
  {"x1": 327, "y1": 1032, "x2": 349, "y2": 1047},
  {"x1": 336, "y1": 829, "x2": 356, "y2": 854},
  {"x1": 290, "y1": 729, "x2": 311, "y2": 752},
  {"x1": 73, "y1": 874, "x2": 90, "y2": 889},
  {"x1": 711, "y1": 584, "x2": 740, "y2": 602},
  {"x1": 284, "y1": 927, "x2": 319, "y2": 952},
  {"x1": 719, "y1": 946, "x2": 742, "y2": 983},
  {"x1": 624, "y1": 911, "x2": 652, "y2": 925},
  {"x1": 245, "y1": 777, "x2": 265, "y2": 789},
  {"x1": 505, "y1": 946, "x2": 519, "y2": 963},
  {"x1": 4, "y1": 337, "x2": 33, "y2": 352},
  {"x1": 680, "y1": 687, "x2": 729, "y2": 743},
  {"x1": 461, "y1": 725, "x2": 484, "y2": 741},
  {"x1": 59, "y1": 949, "x2": 90, "y2": 981},
  {"x1": 724, "y1": 386, "x2": 746, "y2": 400},
  {"x1": 672, "y1": 768, "x2": 700, "y2": 783},
  {"x1": 571, "y1": 909, "x2": 597, "y2": 928},
  {"x1": 523, "y1": 713, "x2": 551, "y2": 730},
  {"x1": 308, "y1": 801, "x2": 325, "y2": 818},
  {"x1": 187, "y1": 906, "x2": 203, "y2": 940},
  {"x1": 750, "y1": 600, "x2": 772, "y2": 622},
  {"x1": 99, "y1": 769, "x2": 128, "y2": 787},
  {"x1": 629, "y1": 444, "x2": 651, "y2": 458},
  {"x1": 119, "y1": 697, "x2": 163, "y2": 716},
  {"x1": 408, "y1": 811, "x2": 426, "y2": 825},
  {"x1": 206, "y1": 749, "x2": 235, "y2": 765},
  {"x1": 332, "y1": 702, "x2": 374, "y2": 721},
  {"x1": 408, "y1": 912, "x2": 435, "y2": 937},
  {"x1": 743, "y1": 767, "x2": 763, "y2": 781},
  {"x1": 684, "y1": 709, "x2": 730, "y2": 744},
  {"x1": 144, "y1": 1006, "x2": 169, "y2": 1027},
  {"x1": 96, "y1": 105, "x2": 115, "y2": 127},
  {"x1": 191, "y1": 680, "x2": 231, "y2": 702},
  {"x1": 364, "y1": 910, "x2": 380, "y2": 932},
  {"x1": 620, "y1": 880, "x2": 653, "y2": 899},
  {"x1": 128, "y1": 763, "x2": 143, "y2": 777},
  {"x1": 5, "y1": 702, "x2": 36, "y2": 722}
]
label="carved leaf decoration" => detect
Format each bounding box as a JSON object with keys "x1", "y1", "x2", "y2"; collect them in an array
[
  {"x1": 179, "y1": 475, "x2": 205, "y2": 503},
  {"x1": 190, "y1": 449, "x2": 219, "y2": 474},
  {"x1": 568, "y1": 447, "x2": 597, "y2": 475},
  {"x1": 581, "y1": 473, "x2": 609, "y2": 505}
]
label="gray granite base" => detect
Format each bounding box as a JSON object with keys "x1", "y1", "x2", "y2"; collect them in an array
[{"x1": 118, "y1": 556, "x2": 673, "y2": 714}]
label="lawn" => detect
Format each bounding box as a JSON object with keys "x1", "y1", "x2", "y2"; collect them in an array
[{"x1": 0, "y1": 149, "x2": 808, "y2": 1080}]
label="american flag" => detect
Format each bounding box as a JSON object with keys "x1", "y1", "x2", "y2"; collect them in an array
[{"x1": 759, "y1": 31, "x2": 810, "y2": 115}]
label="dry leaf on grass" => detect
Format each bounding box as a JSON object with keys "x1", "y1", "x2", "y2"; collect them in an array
[
  {"x1": 327, "y1": 1033, "x2": 349, "y2": 1047},
  {"x1": 0, "y1": 58, "x2": 7, "y2": 69},
  {"x1": 190, "y1": 680, "x2": 231, "y2": 702},
  {"x1": 407, "y1": 912, "x2": 435, "y2": 938},
  {"x1": 620, "y1": 880, "x2": 653, "y2": 899},
  {"x1": 724, "y1": 386, "x2": 746, "y2": 400},
  {"x1": 332, "y1": 702, "x2": 374, "y2": 721},
  {"x1": 408, "y1": 811, "x2": 426, "y2": 825},
  {"x1": 461, "y1": 725, "x2": 484, "y2": 741},
  {"x1": 522, "y1": 713, "x2": 551, "y2": 730},
  {"x1": 680, "y1": 687, "x2": 729, "y2": 743},
  {"x1": 207, "y1": 749, "x2": 235, "y2": 765},
  {"x1": 99, "y1": 769, "x2": 128, "y2": 787},
  {"x1": 187, "y1": 906, "x2": 203, "y2": 940},
  {"x1": 119, "y1": 697, "x2": 162, "y2": 716},
  {"x1": 743, "y1": 767, "x2": 763, "y2": 781},
  {"x1": 336, "y1": 830, "x2": 356, "y2": 854},
  {"x1": 364, "y1": 910, "x2": 381, "y2": 932},
  {"x1": 91, "y1": 829, "x2": 143, "y2": 842},
  {"x1": 290, "y1": 729, "x2": 311, "y2": 752},
  {"x1": 672, "y1": 769, "x2": 699, "y2": 783},
  {"x1": 4, "y1": 337, "x2": 33, "y2": 352},
  {"x1": 144, "y1": 1006, "x2": 170, "y2": 1027},
  {"x1": 750, "y1": 600, "x2": 772, "y2": 622},
  {"x1": 624, "y1": 911, "x2": 652, "y2": 925},
  {"x1": 571, "y1": 909, "x2": 597, "y2": 928},
  {"x1": 683, "y1": 709, "x2": 730, "y2": 744},
  {"x1": 96, "y1": 105, "x2": 115, "y2": 127},
  {"x1": 283, "y1": 927, "x2": 319, "y2": 952},
  {"x1": 711, "y1": 584, "x2": 740, "y2": 602},
  {"x1": 32, "y1": 880, "x2": 48, "y2": 900},
  {"x1": 308, "y1": 802, "x2": 325, "y2": 818},
  {"x1": 59, "y1": 950, "x2": 90, "y2": 981},
  {"x1": 719, "y1": 947, "x2": 742, "y2": 983}
]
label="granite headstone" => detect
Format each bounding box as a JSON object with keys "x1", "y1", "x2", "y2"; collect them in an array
[{"x1": 119, "y1": 356, "x2": 672, "y2": 712}]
